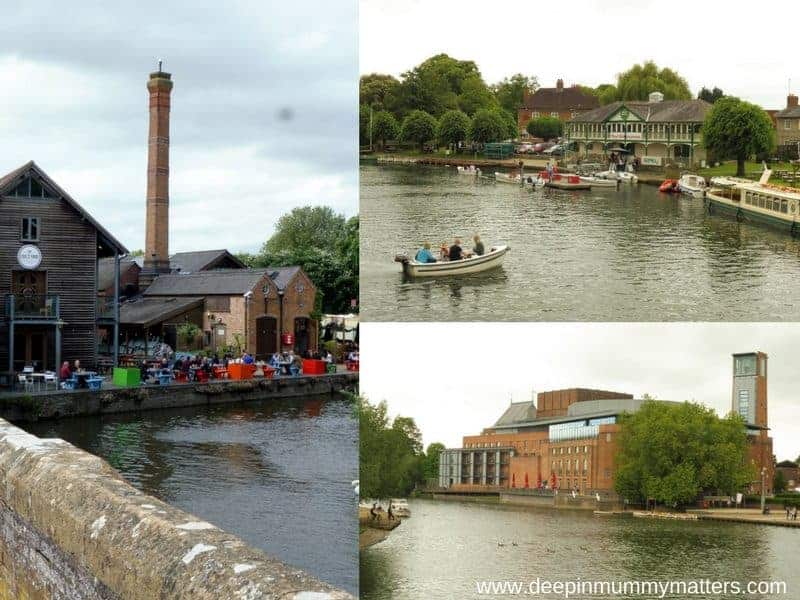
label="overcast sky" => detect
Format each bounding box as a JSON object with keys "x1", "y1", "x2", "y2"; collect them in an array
[
  {"x1": 361, "y1": 323, "x2": 800, "y2": 462},
  {"x1": 0, "y1": 1, "x2": 357, "y2": 254},
  {"x1": 361, "y1": 0, "x2": 800, "y2": 109}
]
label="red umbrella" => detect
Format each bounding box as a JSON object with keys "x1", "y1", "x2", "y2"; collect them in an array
[
  {"x1": 550, "y1": 472, "x2": 557, "y2": 490},
  {"x1": 511, "y1": 473, "x2": 516, "y2": 488},
  {"x1": 536, "y1": 472, "x2": 542, "y2": 489},
  {"x1": 524, "y1": 472, "x2": 529, "y2": 488}
]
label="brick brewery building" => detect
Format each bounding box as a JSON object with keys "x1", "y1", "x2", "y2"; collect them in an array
[{"x1": 439, "y1": 351, "x2": 774, "y2": 498}]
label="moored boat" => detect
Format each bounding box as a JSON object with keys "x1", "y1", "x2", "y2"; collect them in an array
[
  {"x1": 659, "y1": 179, "x2": 679, "y2": 193},
  {"x1": 457, "y1": 165, "x2": 480, "y2": 176},
  {"x1": 677, "y1": 174, "x2": 706, "y2": 198},
  {"x1": 390, "y1": 499, "x2": 411, "y2": 517},
  {"x1": 594, "y1": 170, "x2": 638, "y2": 184},
  {"x1": 705, "y1": 168, "x2": 800, "y2": 234},
  {"x1": 394, "y1": 244, "x2": 509, "y2": 277},
  {"x1": 579, "y1": 175, "x2": 619, "y2": 188},
  {"x1": 494, "y1": 171, "x2": 523, "y2": 184},
  {"x1": 544, "y1": 173, "x2": 591, "y2": 190}
]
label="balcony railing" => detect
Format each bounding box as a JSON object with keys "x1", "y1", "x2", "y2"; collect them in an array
[{"x1": 5, "y1": 293, "x2": 60, "y2": 321}]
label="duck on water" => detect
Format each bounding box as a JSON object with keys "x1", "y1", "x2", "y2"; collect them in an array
[{"x1": 394, "y1": 235, "x2": 509, "y2": 278}]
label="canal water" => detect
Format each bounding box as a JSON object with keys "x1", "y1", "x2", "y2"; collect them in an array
[
  {"x1": 24, "y1": 395, "x2": 358, "y2": 594},
  {"x1": 360, "y1": 498, "x2": 800, "y2": 599},
  {"x1": 361, "y1": 164, "x2": 800, "y2": 321}
]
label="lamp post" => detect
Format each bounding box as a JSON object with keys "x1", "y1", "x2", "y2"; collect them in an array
[{"x1": 761, "y1": 467, "x2": 767, "y2": 514}]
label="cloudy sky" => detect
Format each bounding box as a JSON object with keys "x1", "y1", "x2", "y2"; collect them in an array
[
  {"x1": 361, "y1": 323, "x2": 800, "y2": 461},
  {"x1": 361, "y1": 0, "x2": 800, "y2": 109},
  {"x1": 0, "y1": 1, "x2": 357, "y2": 254}
]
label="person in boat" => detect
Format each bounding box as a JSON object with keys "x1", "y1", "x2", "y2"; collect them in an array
[
  {"x1": 472, "y1": 234, "x2": 485, "y2": 256},
  {"x1": 414, "y1": 242, "x2": 437, "y2": 263},
  {"x1": 439, "y1": 243, "x2": 450, "y2": 261},
  {"x1": 449, "y1": 238, "x2": 465, "y2": 261}
]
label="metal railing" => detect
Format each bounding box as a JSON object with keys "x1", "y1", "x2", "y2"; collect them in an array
[{"x1": 5, "y1": 293, "x2": 60, "y2": 320}]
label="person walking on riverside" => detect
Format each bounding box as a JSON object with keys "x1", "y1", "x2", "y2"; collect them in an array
[{"x1": 388, "y1": 504, "x2": 395, "y2": 521}]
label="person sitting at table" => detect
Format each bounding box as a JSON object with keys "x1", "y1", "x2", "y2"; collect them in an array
[
  {"x1": 73, "y1": 359, "x2": 82, "y2": 373},
  {"x1": 415, "y1": 242, "x2": 437, "y2": 263},
  {"x1": 449, "y1": 238, "x2": 465, "y2": 261},
  {"x1": 242, "y1": 351, "x2": 254, "y2": 365},
  {"x1": 212, "y1": 353, "x2": 220, "y2": 366},
  {"x1": 472, "y1": 234, "x2": 485, "y2": 256},
  {"x1": 59, "y1": 361, "x2": 71, "y2": 380},
  {"x1": 140, "y1": 359, "x2": 149, "y2": 382}
]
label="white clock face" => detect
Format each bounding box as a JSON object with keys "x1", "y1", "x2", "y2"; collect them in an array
[{"x1": 17, "y1": 245, "x2": 42, "y2": 270}]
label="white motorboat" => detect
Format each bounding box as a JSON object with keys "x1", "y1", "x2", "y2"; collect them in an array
[
  {"x1": 457, "y1": 165, "x2": 480, "y2": 176},
  {"x1": 594, "y1": 170, "x2": 638, "y2": 184},
  {"x1": 494, "y1": 171, "x2": 524, "y2": 184},
  {"x1": 677, "y1": 174, "x2": 706, "y2": 198},
  {"x1": 579, "y1": 176, "x2": 619, "y2": 188},
  {"x1": 390, "y1": 499, "x2": 411, "y2": 517},
  {"x1": 394, "y1": 245, "x2": 509, "y2": 278}
]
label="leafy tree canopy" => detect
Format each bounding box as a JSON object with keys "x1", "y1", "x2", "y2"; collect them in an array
[
  {"x1": 264, "y1": 206, "x2": 347, "y2": 255},
  {"x1": 360, "y1": 73, "x2": 401, "y2": 110},
  {"x1": 395, "y1": 54, "x2": 486, "y2": 117},
  {"x1": 437, "y1": 109, "x2": 471, "y2": 146},
  {"x1": 598, "y1": 61, "x2": 692, "y2": 104},
  {"x1": 371, "y1": 110, "x2": 400, "y2": 147},
  {"x1": 703, "y1": 96, "x2": 775, "y2": 176},
  {"x1": 526, "y1": 115, "x2": 562, "y2": 140},
  {"x1": 422, "y1": 442, "x2": 445, "y2": 483},
  {"x1": 614, "y1": 400, "x2": 754, "y2": 508},
  {"x1": 491, "y1": 107, "x2": 518, "y2": 140},
  {"x1": 493, "y1": 74, "x2": 539, "y2": 115},
  {"x1": 457, "y1": 75, "x2": 498, "y2": 116},
  {"x1": 469, "y1": 109, "x2": 506, "y2": 144},
  {"x1": 400, "y1": 110, "x2": 438, "y2": 150},
  {"x1": 774, "y1": 470, "x2": 788, "y2": 495},
  {"x1": 698, "y1": 86, "x2": 725, "y2": 104}
]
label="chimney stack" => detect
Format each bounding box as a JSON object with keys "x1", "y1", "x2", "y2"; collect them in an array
[
  {"x1": 143, "y1": 66, "x2": 173, "y2": 279},
  {"x1": 789, "y1": 94, "x2": 799, "y2": 108},
  {"x1": 556, "y1": 78, "x2": 564, "y2": 91}
]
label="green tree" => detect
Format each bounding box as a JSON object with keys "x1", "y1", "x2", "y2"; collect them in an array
[
  {"x1": 698, "y1": 86, "x2": 725, "y2": 104},
  {"x1": 469, "y1": 109, "x2": 506, "y2": 144},
  {"x1": 371, "y1": 110, "x2": 399, "y2": 149},
  {"x1": 493, "y1": 74, "x2": 539, "y2": 115},
  {"x1": 492, "y1": 107, "x2": 518, "y2": 140},
  {"x1": 129, "y1": 249, "x2": 144, "y2": 257},
  {"x1": 703, "y1": 96, "x2": 775, "y2": 176},
  {"x1": 595, "y1": 83, "x2": 618, "y2": 105},
  {"x1": 264, "y1": 206, "x2": 346, "y2": 254},
  {"x1": 457, "y1": 75, "x2": 497, "y2": 116},
  {"x1": 526, "y1": 116, "x2": 562, "y2": 140},
  {"x1": 360, "y1": 73, "x2": 401, "y2": 110},
  {"x1": 600, "y1": 61, "x2": 692, "y2": 104},
  {"x1": 359, "y1": 104, "x2": 370, "y2": 146},
  {"x1": 614, "y1": 401, "x2": 754, "y2": 508},
  {"x1": 395, "y1": 54, "x2": 483, "y2": 117},
  {"x1": 422, "y1": 442, "x2": 445, "y2": 483},
  {"x1": 437, "y1": 109, "x2": 471, "y2": 148},
  {"x1": 359, "y1": 397, "x2": 426, "y2": 499},
  {"x1": 400, "y1": 110, "x2": 438, "y2": 151},
  {"x1": 774, "y1": 470, "x2": 788, "y2": 494}
]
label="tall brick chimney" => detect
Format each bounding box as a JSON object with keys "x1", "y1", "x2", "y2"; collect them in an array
[
  {"x1": 556, "y1": 78, "x2": 564, "y2": 91},
  {"x1": 788, "y1": 94, "x2": 799, "y2": 108},
  {"x1": 143, "y1": 66, "x2": 173, "y2": 280}
]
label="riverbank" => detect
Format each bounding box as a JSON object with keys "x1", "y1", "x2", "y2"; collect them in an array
[
  {"x1": 359, "y1": 507, "x2": 401, "y2": 550},
  {"x1": 0, "y1": 372, "x2": 358, "y2": 422},
  {"x1": 690, "y1": 508, "x2": 800, "y2": 528}
]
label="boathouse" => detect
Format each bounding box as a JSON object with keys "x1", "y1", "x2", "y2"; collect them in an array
[
  {"x1": 563, "y1": 93, "x2": 712, "y2": 168},
  {"x1": 0, "y1": 161, "x2": 127, "y2": 384}
]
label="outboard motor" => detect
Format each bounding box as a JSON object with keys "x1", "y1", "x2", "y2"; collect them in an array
[{"x1": 394, "y1": 253, "x2": 409, "y2": 264}]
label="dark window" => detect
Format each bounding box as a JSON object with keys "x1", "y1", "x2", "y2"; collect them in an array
[
  {"x1": 206, "y1": 296, "x2": 230, "y2": 312},
  {"x1": 21, "y1": 217, "x2": 39, "y2": 241},
  {"x1": 10, "y1": 177, "x2": 54, "y2": 198}
]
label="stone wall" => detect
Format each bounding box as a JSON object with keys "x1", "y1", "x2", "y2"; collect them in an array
[
  {"x1": 0, "y1": 418, "x2": 353, "y2": 599},
  {"x1": 0, "y1": 372, "x2": 357, "y2": 422}
]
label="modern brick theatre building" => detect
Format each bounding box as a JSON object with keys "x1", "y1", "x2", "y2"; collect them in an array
[{"x1": 439, "y1": 352, "x2": 773, "y2": 498}]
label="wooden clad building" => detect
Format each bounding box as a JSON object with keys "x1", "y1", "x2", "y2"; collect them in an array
[{"x1": 0, "y1": 161, "x2": 127, "y2": 383}]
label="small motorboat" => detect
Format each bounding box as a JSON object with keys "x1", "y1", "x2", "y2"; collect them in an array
[
  {"x1": 579, "y1": 175, "x2": 619, "y2": 188},
  {"x1": 677, "y1": 174, "x2": 706, "y2": 198},
  {"x1": 457, "y1": 165, "x2": 480, "y2": 176},
  {"x1": 594, "y1": 170, "x2": 639, "y2": 184},
  {"x1": 394, "y1": 244, "x2": 509, "y2": 278},
  {"x1": 494, "y1": 171, "x2": 524, "y2": 184},
  {"x1": 659, "y1": 179, "x2": 680, "y2": 193},
  {"x1": 544, "y1": 173, "x2": 591, "y2": 190},
  {"x1": 390, "y1": 499, "x2": 411, "y2": 518},
  {"x1": 524, "y1": 174, "x2": 546, "y2": 188}
]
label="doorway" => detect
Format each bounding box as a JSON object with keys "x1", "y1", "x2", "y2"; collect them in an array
[
  {"x1": 13, "y1": 328, "x2": 53, "y2": 372},
  {"x1": 256, "y1": 316, "x2": 277, "y2": 360},
  {"x1": 294, "y1": 317, "x2": 311, "y2": 355}
]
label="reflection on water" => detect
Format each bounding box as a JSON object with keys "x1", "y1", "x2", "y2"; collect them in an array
[
  {"x1": 361, "y1": 164, "x2": 800, "y2": 321},
  {"x1": 360, "y1": 499, "x2": 800, "y2": 600},
  {"x1": 24, "y1": 396, "x2": 358, "y2": 594}
]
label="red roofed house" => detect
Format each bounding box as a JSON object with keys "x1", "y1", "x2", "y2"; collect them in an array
[{"x1": 518, "y1": 79, "x2": 599, "y2": 136}]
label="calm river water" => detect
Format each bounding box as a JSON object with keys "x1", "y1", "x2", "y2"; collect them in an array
[
  {"x1": 361, "y1": 164, "x2": 800, "y2": 321},
  {"x1": 360, "y1": 499, "x2": 800, "y2": 600},
  {"x1": 24, "y1": 395, "x2": 358, "y2": 594}
]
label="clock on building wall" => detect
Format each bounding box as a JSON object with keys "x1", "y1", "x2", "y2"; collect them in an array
[
  {"x1": 295, "y1": 283, "x2": 305, "y2": 294},
  {"x1": 17, "y1": 245, "x2": 42, "y2": 270},
  {"x1": 262, "y1": 284, "x2": 271, "y2": 297}
]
